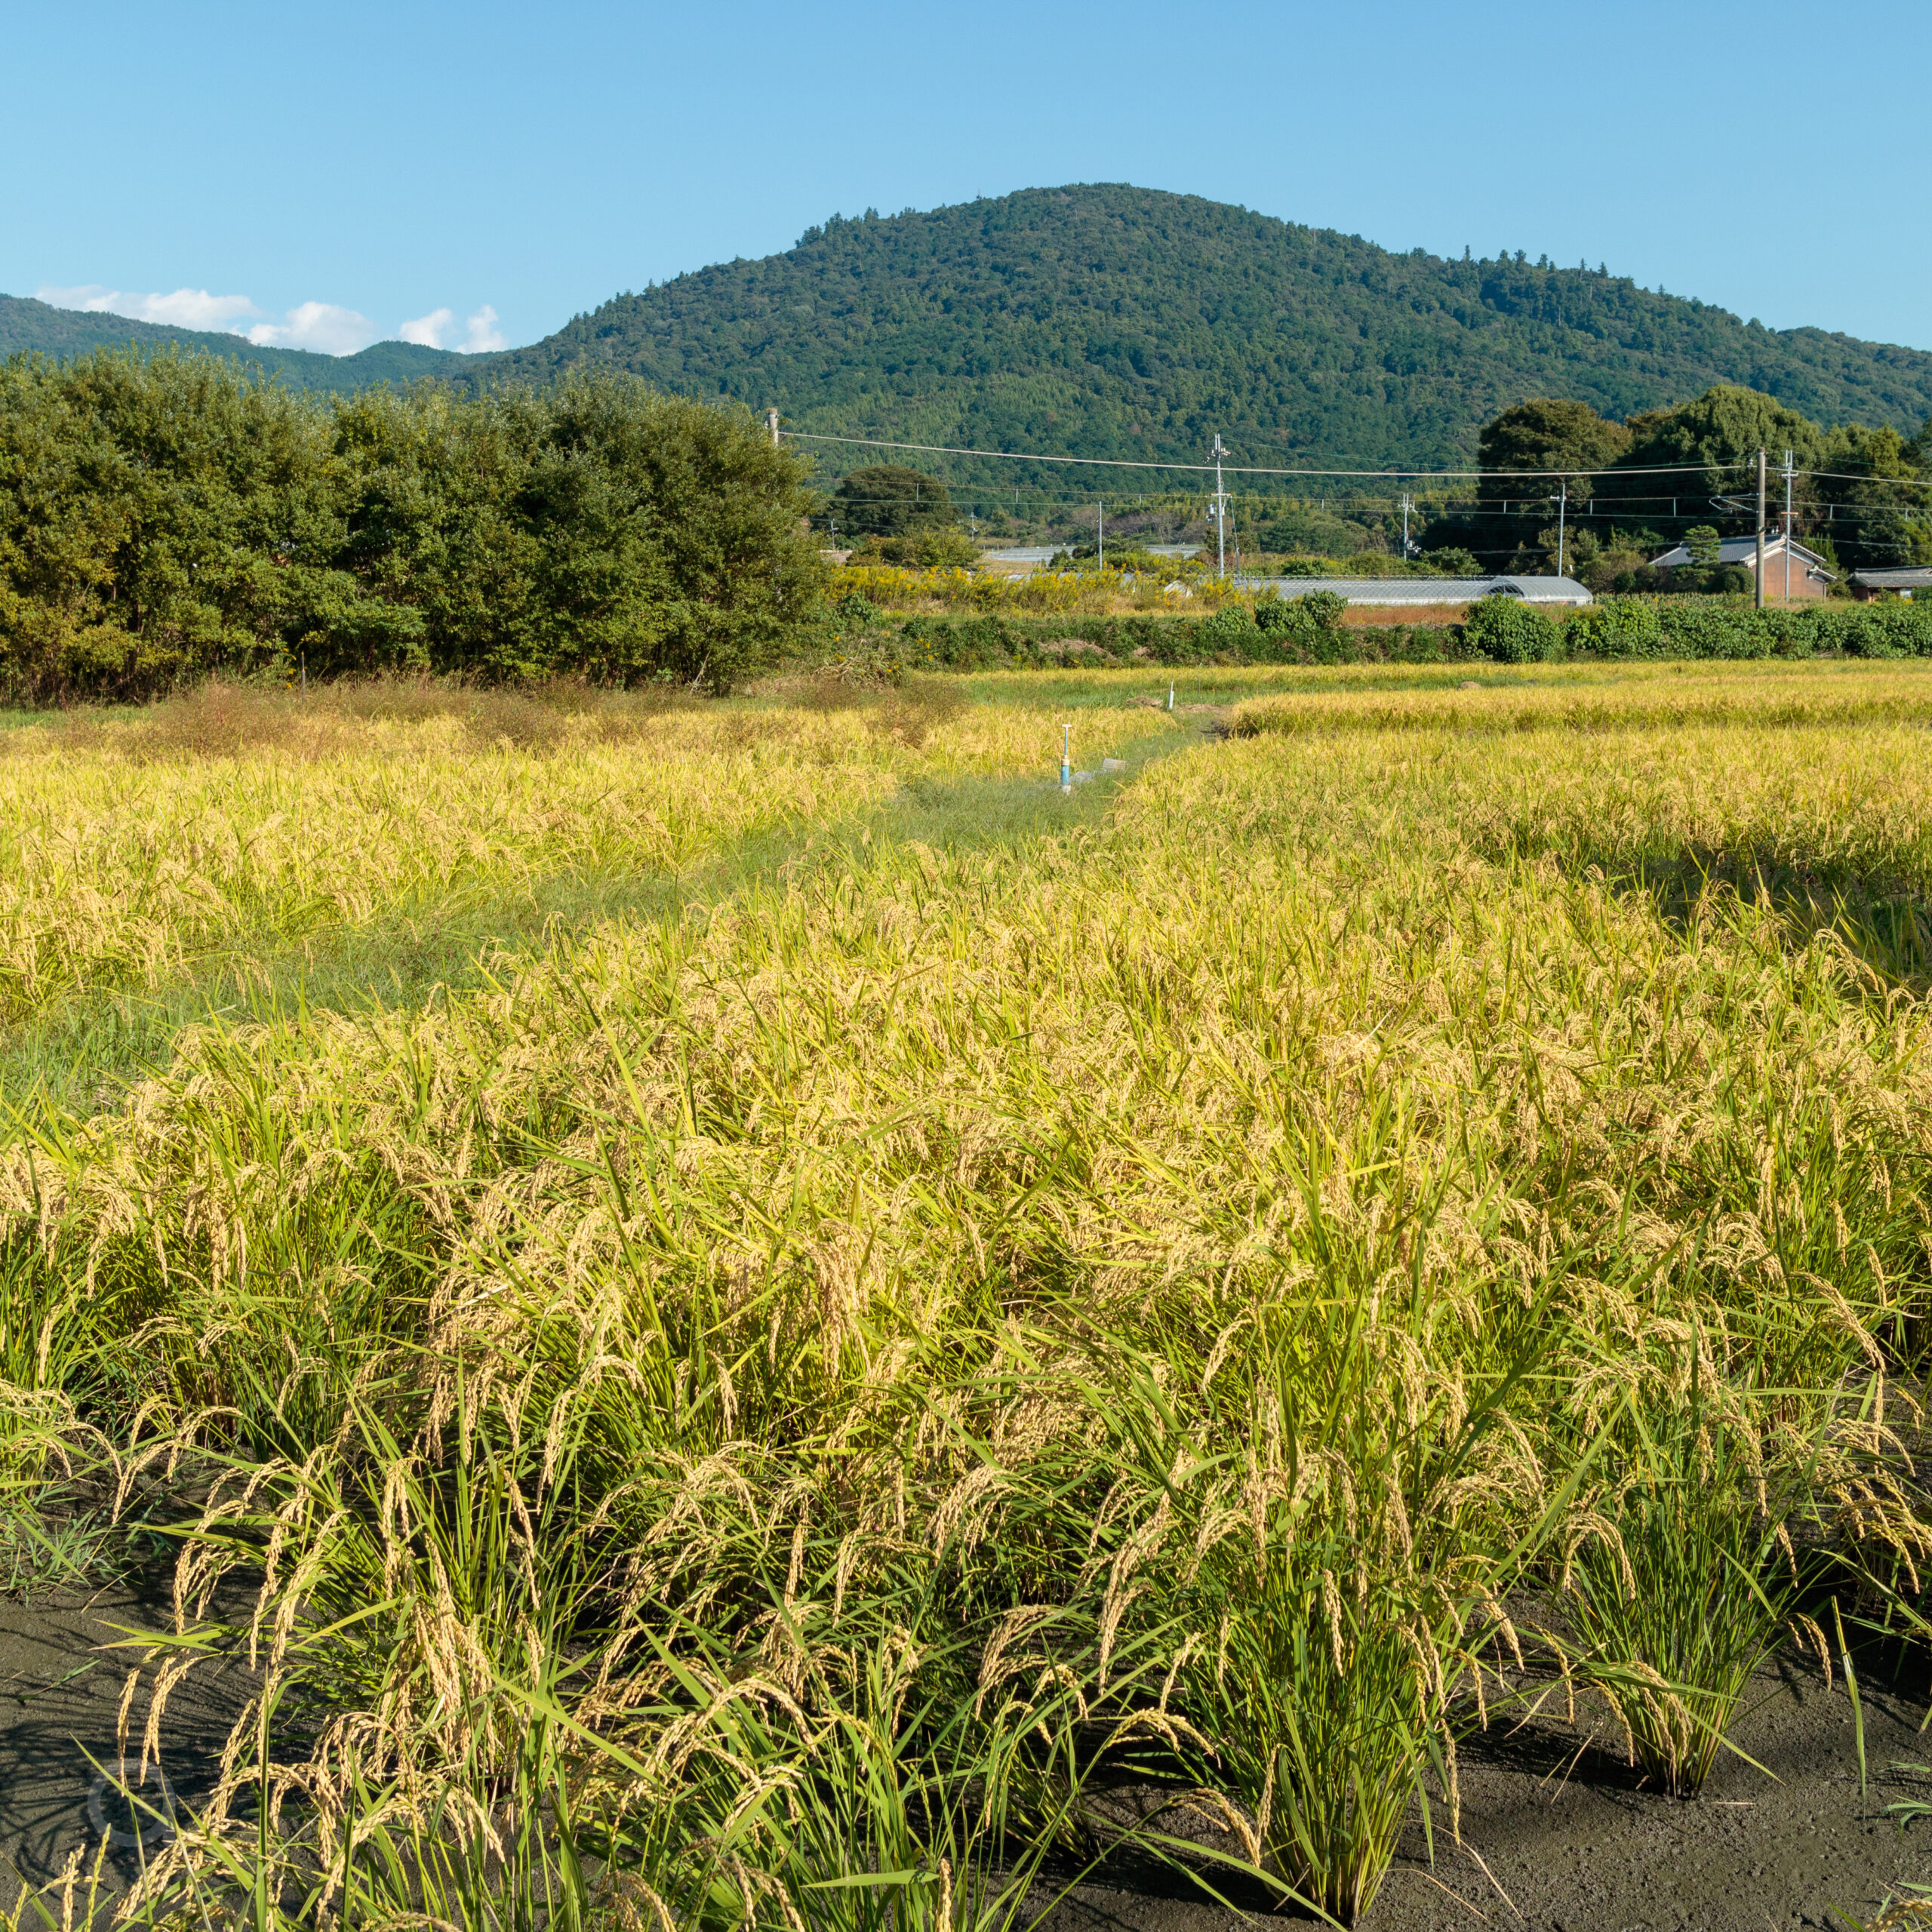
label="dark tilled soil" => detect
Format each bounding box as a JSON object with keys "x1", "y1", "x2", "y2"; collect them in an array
[
  {"x1": 1050, "y1": 1655, "x2": 1932, "y2": 1932},
  {"x1": 0, "y1": 1580, "x2": 257, "y2": 1911},
  {"x1": 5, "y1": 1592, "x2": 1924, "y2": 1930}
]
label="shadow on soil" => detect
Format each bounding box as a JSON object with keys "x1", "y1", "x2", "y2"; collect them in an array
[
  {"x1": 0, "y1": 1574, "x2": 260, "y2": 1916},
  {"x1": 1038, "y1": 1644, "x2": 1932, "y2": 1932}
]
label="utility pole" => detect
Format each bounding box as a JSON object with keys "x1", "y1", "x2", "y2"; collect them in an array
[
  {"x1": 1097, "y1": 500, "x2": 1104, "y2": 571},
  {"x1": 1755, "y1": 447, "x2": 1767, "y2": 611},
  {"x1": 1400, "y1": 492, "x2": 1413, "y2": 557},
  {"x1": 1556, "y1": 479, "x2": 1567, "y2": 579},
  {"x1": 1783, "y1": 449, "x2": 1795, "y2": 602},
  {"x1": 766, "y1": 408, "x2": 779, "y2": 447},
  {"x1": 1211, "y1": 435, "x2": 1229, "y2": 577}
]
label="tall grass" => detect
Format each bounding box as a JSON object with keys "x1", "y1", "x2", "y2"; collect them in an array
[
  {"x1": 0, "y1": 676, "x2": 1177, "y2": 1107},
  {"x1": 1555, "y1": 1359, "x2": 1855, "y2": 1797},
  {"x1": 2, "y1": 662, "x2": 1930, "y2": 1925}
]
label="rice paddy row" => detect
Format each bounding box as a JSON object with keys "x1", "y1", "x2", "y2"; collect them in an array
[{"x1": 2, "y1": 661, "x2": 1930, "y2": 1927}]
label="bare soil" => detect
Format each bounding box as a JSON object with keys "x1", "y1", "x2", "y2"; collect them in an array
[
  {"x1": 0, "y1": 1580, "x2": 257, "y2": 1911},
  {"x1": 3, "y1": 1587, "x2": 1920, "y2": 1929},
  {"x1": 1049, "y1": 1651, "x2": 1932, "y2": 1932}
]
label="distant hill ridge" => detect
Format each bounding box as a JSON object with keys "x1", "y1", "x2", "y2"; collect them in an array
[
  {"x1": 10, "y1": 185, "x2": 1932, "y2": 462},
  {"x1": 493, "y1": 185, "x2": 1932, "y2": 471},
  {"x1": 0, "y1": 294, "x2": 469, "y2": 391}
]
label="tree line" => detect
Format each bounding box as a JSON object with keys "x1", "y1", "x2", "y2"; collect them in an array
[
  {"x1": 823, "y1": 386, "x2": 1932, "y2": 592},
  {"x1": 1422, "y1": 385, "x2": 1932, "y2": 587},
  {"x1": 0, "y1": 350, "x2": 824, "y2": 701}
]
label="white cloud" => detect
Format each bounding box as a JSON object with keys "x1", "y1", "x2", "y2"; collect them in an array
[
  {"x1": 245, "y1": 302, "x2": 377, "y2": 356},
  {"x1": 37, "y1": 280, "x2": 504, "y2": 359},
  {"x1": 398, "y1": 306, "x2": 454, "y2": 348},
  {"x1": 399, "y1": 303, "x2": 507, "y2": 354},
  {"x1": 457, "y1": 305, "x2": 506, "y2": 354},
  {"x1": 35, "y1": 283, "x2": 262, "y2": 331}
]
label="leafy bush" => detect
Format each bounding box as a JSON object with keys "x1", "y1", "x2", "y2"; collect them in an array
[
  {"x1": 894, "y1": 614, "x2": 1011, "y2": 669},
  {"x1": 1565, "y1": 598, "x2": 1666, "y2": 659},
  {"x1": 1658, "y1": 602, "x2": 1772, "y2": 659},
  {"x1": 1836, "y1": 598, "x2": 1932, "y2": 657},
  {"x1": 0, "y1": 350, "x2": 825, "y2": 699},
  {"x1": 1251, "y1": 589, "x2": 1356, "y2": 662},
  {"x1": 1195, "y1": 603, "x2": 1261, "y2": 655},
  {"x1": 1464, "y1": 595, "x2": 1558, "y2": 663},
  {"x1": 849, "y1": 529, "x2": 979, "y2": 568}
]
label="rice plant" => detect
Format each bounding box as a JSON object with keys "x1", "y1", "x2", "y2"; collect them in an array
[
  {"x1": 0, "y1": 660, "x2": 1926, "y2": 1927},
  {"x1": 1555, "y1": 1360, "x2": 1832, "y2": 1797},
  {"x1": 1072, "y1": 1228, "x2": 1555, "y2": 1925}
]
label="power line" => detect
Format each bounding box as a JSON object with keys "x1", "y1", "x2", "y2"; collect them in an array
[
  {"x1": 781, "y1": 427, "x2": 1764, "y2": 480},
  {"x1": 1792, "y1": 469, "x2": 1932, "y2": 487},
  {"x1": 808, "y1": 491, "x2": 1859, "y2": 520}
]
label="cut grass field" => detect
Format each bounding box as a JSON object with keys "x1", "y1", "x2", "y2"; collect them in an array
[{"x1": 2, "y1": 662, "x2": 1932, "y2": 1929}]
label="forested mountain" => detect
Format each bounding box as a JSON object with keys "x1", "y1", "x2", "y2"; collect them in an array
[
  {"x1": 0, "y1": 294, "x2": 467, "y2": 391},
  {"x1": 11, "y1": 185, "x2": 1932, "y2": 470},
  {"x1": 486, "y1": 185, "x2": 1932, "y2": 474}
]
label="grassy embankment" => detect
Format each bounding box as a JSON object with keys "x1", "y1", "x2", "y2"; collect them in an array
[{"x1": 2, "y1": 660, "x2": 1932, "y2": 1927}]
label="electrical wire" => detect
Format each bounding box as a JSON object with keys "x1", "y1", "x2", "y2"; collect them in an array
[
  {"x1": 780, "y1": 429, "x2": 1763, "y2": 480},
  {"x1": 1794, "y1": 469, "x2": 1932, "y2": 487}
]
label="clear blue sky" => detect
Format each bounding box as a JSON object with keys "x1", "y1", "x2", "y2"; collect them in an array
[{"x1": 6, "y1": 0, "x2": 1927, "y2": 358}]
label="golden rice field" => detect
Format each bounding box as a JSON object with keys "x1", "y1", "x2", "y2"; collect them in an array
[{"x1": 5, "y1": 660, "x2": 1932, "y2": 1929}]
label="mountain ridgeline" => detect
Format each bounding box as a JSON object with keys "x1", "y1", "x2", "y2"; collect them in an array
[
  {"x1": 8, "y1": 185, "x2": 1932, "y2": 469},
  {"x1": 490, "y1": 186, "x2": 1932, "y2": 474},
  {"x1": 0, "y1": 294, "x2": 470, "y2": 393}
]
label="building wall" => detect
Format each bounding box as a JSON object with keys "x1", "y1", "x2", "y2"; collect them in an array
[{"x1": 1755, "y1": 542, "x2": 1832, "y2": 601}]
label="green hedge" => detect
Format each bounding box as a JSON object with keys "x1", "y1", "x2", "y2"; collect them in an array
[
  {"x1": 1466, "y1": 595, "x2": 1932, "y2": 666},
  {"x1": 0, "y1": 350, "x2": 823, "y2": 700},
  {"x1": 1401, "y1": 594, "x2": 1932, "y2": 667},
  {"x1": 890, "y1": 595, "x2": 1932, "y2": 675},
  {"x1": 893, "y1": 599, "x2": 1467, "y2": 669}
]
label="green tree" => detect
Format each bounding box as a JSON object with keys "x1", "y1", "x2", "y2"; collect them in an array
[
  {"x1": 1683, "y1": 525, "x2": 1721, "y2": 563},
  {"x1": 1423, "y1": 398, "x2": 1629, "y2": 568},
  {"x1": 0, "y1": 348, "x2": 402, "y2": 698},
  {"x1": 0, "y1": 351, "x2": 824, "y2": 698},
  {"x1": 829, "y1": 465, "x2": 956, "y2": 538},
  {"x1": 1259, "y1": 507, "x2": 1378, "y2": 558},
  {"x1": 1617, "y1": 385, "x2": 1823, "y2": 475},
  {"x1": 849, "y1": 528, "x2": 978, "y2": 568},
  {"x1": 1814, "y1": 423, "x2": 1931, "y2": 574},
  {"x1": 1478, "y1": 398, "x2": 1631, "y2": 476},
  {"x1": 1578, "y1": 386, "x2": 1830, "y2": 573},
  {"x1": 1606, "y1": 386, "x2": 1825, "y2": 536}
]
